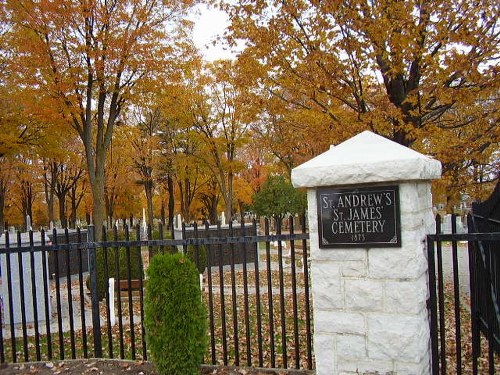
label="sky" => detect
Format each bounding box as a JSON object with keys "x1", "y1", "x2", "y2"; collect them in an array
[{"x1": 191, "y1": 4, "x2": 235, "y2": 61}]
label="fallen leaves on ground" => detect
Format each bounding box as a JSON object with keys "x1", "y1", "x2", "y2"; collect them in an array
[{"x1": 0, "y1": 360, "x2": 313, "y2": 375}]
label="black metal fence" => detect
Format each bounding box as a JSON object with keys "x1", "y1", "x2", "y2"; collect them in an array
[
  {"x1": 427, "y1": 214, "x2": 500, "y2": 375},
  {"x1": 0, "y1": 217, "x2": 313, "y2": 370}
]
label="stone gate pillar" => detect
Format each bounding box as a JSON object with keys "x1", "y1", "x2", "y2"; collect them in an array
[{"x1": 291, "y1": 131, "x2": 441, "y2": 375}]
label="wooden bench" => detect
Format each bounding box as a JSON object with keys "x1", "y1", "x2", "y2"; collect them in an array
[
  {"x1": 116, "y1": 279, "x2": 142, "y2": 300},
  {"x1": 116, "y1": 279, "x2": 142, "y2": 291}
]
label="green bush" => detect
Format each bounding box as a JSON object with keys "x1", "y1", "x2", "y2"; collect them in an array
[
  {"x1": 185, "y1": 244, "x2": 207, "y2": 273},
  {"x1": 148, "y1": 229, "x2": 173, "y2": 257},
  {"x1": 144, "y1": 253, "x2": 207, "y2": 375},
  {"x1": 87, "y1": 246, "x2": 144, "y2": 300}
]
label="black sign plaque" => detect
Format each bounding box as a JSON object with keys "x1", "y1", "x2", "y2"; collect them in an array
[{"x1": 317, "y1": 185, "x2": 401, "y2": 248}]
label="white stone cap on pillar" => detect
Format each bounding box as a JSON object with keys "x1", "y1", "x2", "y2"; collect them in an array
[{"x1": 291, "y1": 130, "x2": 441, "y2": 188}]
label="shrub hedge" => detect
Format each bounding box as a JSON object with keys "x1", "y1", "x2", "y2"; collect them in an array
[
  {"x1": 185, "y1": 244, "x2": 207, "y2": 273},
  {"x1": 144, "y1": 253, "x2": 207, "y2": 375}
]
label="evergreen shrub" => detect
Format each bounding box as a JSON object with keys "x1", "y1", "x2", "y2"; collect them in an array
[
  {"x1": 144, "y1": 253, "x2": 207, "y2": 375},
  {"x1": 148, "y1": 229, "x2": 173, "y2": 257},
  {"x1": 185, "y1": 244, "x2": 207, "y2": 273}
]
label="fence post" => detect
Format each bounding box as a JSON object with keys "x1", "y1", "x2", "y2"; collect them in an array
[
  {"x1": 87, "y1": 224, "x2": 102, "y2": 357},
  {"x1": 292, "y1": 131, "x2": 442, "y2": 375}
]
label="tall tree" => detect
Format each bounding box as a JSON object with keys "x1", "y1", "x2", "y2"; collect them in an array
[
  {"x1": 176, "y1": 148, "x2": 203, "y2": 222},
  {"x1": 190, "y1": 60, "x2": 252, "y2": 220},
  {"x1": 41, "y1": 131, "x2": 86, "y2": 228},
  {"x1": 53, "y1": 161, "x2": 85, "y2": 228},
  {"x1": 104, "y1": 125, "x2": 140, "y2": 226},
  {"x1": 43, "y1": 159, "x2": 57, "y2": 225},
  {"x1": 12, "y1": 154, "x2": 40, "y2": 230},
  {"x1": 225, "y1": 0, "x2": 499, "y2": 202},
  {"x1": 128, "y1": 108, "x2": 161, "y2": 227},
  {"x1": 252, "y1": 175, "x2": 306, "y2": 220},
  {"x1": 4, "y1": 0, "x2": 198, "y2": 237},
  {"x1": 0, "y1": 156, "x2": 14, "y2": 232},
  {"x1": 198, "y1": 176, "x2": 221, "y2": 223},
  {"x1": 0, "y1": 14, "x2": 45, "y2": 159},
  {"x1": 69, "y1": 173, "x2": 88, "y2": 228}
]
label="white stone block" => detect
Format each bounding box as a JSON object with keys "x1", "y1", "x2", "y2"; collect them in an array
[
  {"x1": 342, "y1": 260, "x2": 367, "y2": 277},
  {"x1": 345, "y1": 279, "x2": 384, "y2": 312},
  {"x1": 314, "y1": 334, "x2": 336, "y2": 375},
  {"x1": 384, "y1": 276, "x2": 428, "y2": 314},
  {"x1": 309, "y1": 231, "x2": 320, "y2": 252},
  {"x1": 400, "y1": 212, "x2": 430, "y2": 232},
  {"x1": 399, "y1": 183, "x2": 420, "y2": 211},
  {"x1": 396, "y1": 355, "x2": 431, "y2": 375},
  {"x1": 401, "y1": 182, "x2": 433, "y2": 210},
  {"x1": 311, "y1": 262, "x2": 343, "y2": 309},
  {"x1": 315, "y1": 310, "x2": 366, "y2": 335},
  {"x1": 416, "y1": 182, "x2": 433, "y2": 207},
  {"x1": 401, "y1": 229, "x2": 427, "y2": 249},
  {"x1": 307, "y1": 190, "x2": 318, "y2": 232},
  {"x1": 368, "y1": 247, "x2": 427, "y2": 279},
  {"x1": 338, "y1": 359, "x2": 395, "y2": 375},
  {"x1": 367, "y1": 313, "x2": 429, "y2": 362},
  {"x1": 337, "y1": 334, "x2": 367, "y2": 360},
  {"x1": 316, "y1": 248, "x2": 367, "y2": 262},
  {"x1": 332, "y1": 249, "x2": 367, "y2": 261}
]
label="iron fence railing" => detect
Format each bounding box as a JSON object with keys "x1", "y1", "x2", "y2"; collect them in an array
[
  {"x1": 427, "y1": 214, "x2": 500, "y2": 375},
  {"x1": 0, "y1": 217, "x2": 313, "y2": 370}
]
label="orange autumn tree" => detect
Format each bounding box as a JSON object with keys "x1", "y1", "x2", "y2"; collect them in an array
[
  {"x1": 104, "y1": 125, "x2": 142, "y2": 226},
  {"x1": 126, "y1": 107, "x2": 163, "y2": 227},
  {"x1": 224, "y1": 0, "x2": 499, "y2": 204},
  {"x1": 3, "y1": 0, "x2": 199, "y2": 237},
  {"x1": 0, "y1": 7, "x2": 42, "y2": 159},
  {"x1": 42, "y1": 135, "x2": 86, "y2": 229},
  {"x1": 126, "y1": 28, "x2": 201, "y2": 227},
  {"x1": 189, "y1": 60, "x2": 254, "y2": 221},
  {"x1": 0, "y1": 156, "x2": 15, "y2": 231}
]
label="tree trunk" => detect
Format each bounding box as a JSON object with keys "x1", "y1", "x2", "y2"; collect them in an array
[
  {"x1": 179, "y1": 178, "x2": 194, "y2": 222},
  {"x1": 21, "y1": 181, "x2": 34, "y2": 231},
  {"x1": 224, "y1": 171, "x2": 234, "y2": 222},
  {"x1": 90, "y1": 165, "x2": 106, "y2": 240},
  {"x1": 70, "y1": 197, "x2": 77, "y2": 228},
  {"x1": 209, "y1": 196, "x2": 218, "y2": 224},
  {"x1": 43, "y1": 169, "x2": 55, "y2": 225},
  {"x1": 167, "y1": 174, "x2": 175, "y2": 229},
  {"x1": 145, "y1": 179, "x2": 154, "y2": 227},
  {"x1": 69, "y1": 183, "x2": 84, "y2": 229},
  {"x1": 238, "y1": 200, "x2": 245, "y2": 221},
  {"x1": 57, "y1": 193, "x2": 67, "y2": 228},
  {"x1": 160, "y1": 200, "x2": 166, "y2": 226},
  {"x1": 105, "y1": 188, "x2": 112, "y2": 226},
  {"x1": 0, "y1": 187, "x2": 5, "y2": 233}
]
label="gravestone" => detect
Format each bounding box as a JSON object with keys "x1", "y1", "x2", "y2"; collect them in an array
[{"x1": 0, "y1": 232, "x2": 51, "y2": 324}]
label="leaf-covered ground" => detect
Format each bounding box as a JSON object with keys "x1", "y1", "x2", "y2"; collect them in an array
[
  {"x1": 0, "y1": 359, "x2": 314, "y2": 375},
  {"x1": 438, "y1": 282, "x2": 499, "y2": 374}
]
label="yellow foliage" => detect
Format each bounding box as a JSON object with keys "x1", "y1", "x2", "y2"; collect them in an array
[{"x1": 224, "y1": 0, "x2": 499, "y2": 203}]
